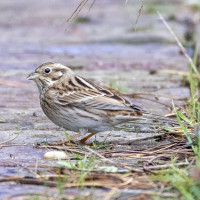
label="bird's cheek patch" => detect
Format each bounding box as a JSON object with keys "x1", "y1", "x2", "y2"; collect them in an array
[{"x1": 52, "y1": 72, "x2": 63, "y2": 81}]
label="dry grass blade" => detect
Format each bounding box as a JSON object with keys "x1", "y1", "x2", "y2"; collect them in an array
[
  {"x1": 114, "y1": 133, "x2": 166, "y2": 145},
  {"x1": 67, "y1": 0, "x2": 96, "y2": 22},
  {"x1": 0, "y1": 174, "x2": 143, "y2": 189},
  {"x1": 102, "y1": 135, "x2": 194, "y2": 163},
  {"x1": 165, "y1": 112, "x2": 177, "y2": 117},
  {"x1": 134, "y1": 0, "x2": 144, "y2": 31},
  {"x1": 87, "y1": 0, "x2": 96, "y2": 14},
  {"x1": 124, "y1": 91, "x2": 178, "y2": 100},
  {"x1": 1, "y1": 143, "x2": 27, "y2": 148},
  {"x1": 67, "y1": 0, "x2": 87, "y2": 22},
  {"x1": 144, "y1": 162, "x2": 190, "y2": 171},
  {"x1": 157, "y1": 69, "x2": 200, "y2": 79},
  {"x1": 0, "y1": 133, "x2": 19, "y2": 145},
  {"x1": 157, "y1": 11, "x2": 199, "y2": 75},
  {"x1": 1, "y1": 173, "x2": 177, "y2": 199},
  {"x1": 102, "y1": 188, "x2": 119, "y2": 200},
  {"x1": 84, "y1": 146, "x2": 117, "y2": 165}
]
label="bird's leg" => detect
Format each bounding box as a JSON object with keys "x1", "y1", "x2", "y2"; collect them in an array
[{"x1": 80, "y1": 132, "x2": 96, "y2": 145}]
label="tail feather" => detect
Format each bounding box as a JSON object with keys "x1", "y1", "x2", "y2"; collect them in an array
[
  {"x1": 142, "y1": 112, "x2": 180, "y2": 126},
  {"x1": 130, "y1": 105, "x2": 186, "y2": 126}
]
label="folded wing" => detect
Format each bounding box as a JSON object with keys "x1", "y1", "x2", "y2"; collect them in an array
[{"x1": 55, "y1": 76, "x2": 143, "y2": 115}]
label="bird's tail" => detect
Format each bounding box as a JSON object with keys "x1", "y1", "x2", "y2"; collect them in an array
[
  {"x1": 130, "y1": 105, "x2": 186, "y2": 126},
  {"x1": 142, "y1": 112, "x2": 180, "y2": 126}
]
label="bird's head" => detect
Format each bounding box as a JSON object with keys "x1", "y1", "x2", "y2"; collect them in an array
[{"x1": 27, "y1": 62, "x2": 74, "y2": 93}]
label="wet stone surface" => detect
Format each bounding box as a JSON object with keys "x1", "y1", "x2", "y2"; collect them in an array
[{"x1": 0, "y1": 0, "x2": 198, "y2": 199}]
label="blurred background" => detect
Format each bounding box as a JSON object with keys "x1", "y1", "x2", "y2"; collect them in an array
[{"x1": 1, "y1": 0, "x2": 199, "y2": 71}]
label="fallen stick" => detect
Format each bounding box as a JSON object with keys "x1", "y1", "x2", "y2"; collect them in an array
[{"x1": 113, "y1": 133, "x2": 166, "y2": 145}]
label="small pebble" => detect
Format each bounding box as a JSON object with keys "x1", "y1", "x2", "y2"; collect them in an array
[
  {"x1": 44, "y1": 151, "x2": 67, "y2": 159},
  {"x1": 33, "y1": 112, "x2": 38, "y2": 117}
]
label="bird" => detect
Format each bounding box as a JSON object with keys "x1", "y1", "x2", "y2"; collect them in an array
[{"x1": 27, "y1": 62, "x2": 177, "y2": 144}]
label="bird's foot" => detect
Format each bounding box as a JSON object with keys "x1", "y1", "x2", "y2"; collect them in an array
[{"x1": 79, "y1": 132, "x2": 96, "y2": 146}]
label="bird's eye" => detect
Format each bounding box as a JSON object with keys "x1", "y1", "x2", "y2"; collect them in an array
[{"x1": 44, "y1": 68, "x2": 51, "y2": 73}]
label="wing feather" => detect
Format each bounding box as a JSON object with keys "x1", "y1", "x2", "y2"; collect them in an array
[{"x1": 54, "y1": 76, "x2": 143, "y2": 113}]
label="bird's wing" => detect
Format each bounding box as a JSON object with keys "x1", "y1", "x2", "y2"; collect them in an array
[{"x1": 54, "y1": 76, "x2": 143, "y2": 114}]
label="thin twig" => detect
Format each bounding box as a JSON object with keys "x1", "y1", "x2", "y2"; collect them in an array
[
  {"x1": 134, "y1": 0, "x2": 144, "y2": 31},
  {"x1": 1, "y1": 143, "x2": 27, "y2": 148},
  {"x1": 84, "y1": 146, "x2": 117, "y2": 166},
  {"x1": 73, "y1": 0, "x2": 89, "y2": 21},
  {"x1": 144, "y1": 161, "x2": 189, "y2": 171},
  {"x1": 83, "y1": 147, "x2": 143, "y2": 172},
  {"x1": 114, "y1": 133, "x2": 165, "y2": 145},
  {"x1": 87, "y1": 0, "x2": 96, "y2": 15},
  {"x1": 0, "y1": 133, "x2": 19, "y2": 145},
  {"x1": 103, "y1": 188, "x2": 119, "y2": 200},
  {"x1": 67, "y1": 0, "x2": 87, "y2": 22},
  {"x1": 157, "y1": 69, "x2": 200, "y2": 78}
]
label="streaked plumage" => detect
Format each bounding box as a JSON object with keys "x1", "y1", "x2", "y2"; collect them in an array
[{"x1": 27, "y1": 62, "x2": 176, "y2": 140}]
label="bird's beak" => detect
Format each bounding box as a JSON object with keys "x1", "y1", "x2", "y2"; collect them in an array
[{"x1": 27, "y1": 72, "x2": 39, "y2": 80}]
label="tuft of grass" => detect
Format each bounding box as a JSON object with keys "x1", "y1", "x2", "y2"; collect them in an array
[
  {"x1": 91, "y1": 134, "x2": 110, "y2": 150},
  {"x1": 129, "y1": 26, "x2": 150, "y2": 32},
  {"x1": 152, "y1": 47, "x2": 200, "y2": 199},
  {"x1": 56, "y1": 167, "x2": 67, "y2": 195},
  {"x1": 109, "y1": 79, "x2": 127, "y2": 93},
  {"x1": 175, "y1": 45, "x2": 200, "y2": 126},
  {"x1": 64, "y1": 131, "x2": 72, "y2": 145},
  {"x1": 57, "y1": 153, "x2": 118, "y2": 187},
  {"x1": 74, "y1": 16, "x2": 91, "y2": 24},
  {"x1": 191, "y1": 3, "x2": 200, "y2": 12},
  {"x1": 152, "y1": 162, "x2": 200, "y2": 200},
  {"x1": 58, "y1": 154, "x2": 98, "y2": 184}
]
